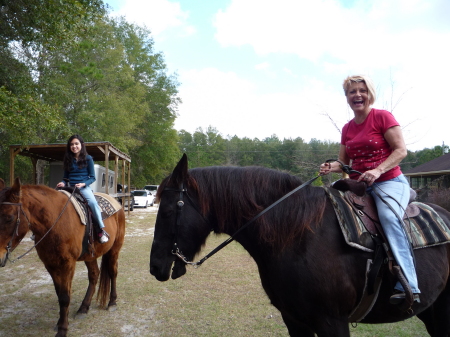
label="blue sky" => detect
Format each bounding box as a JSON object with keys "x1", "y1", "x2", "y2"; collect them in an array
[{"x1": 106, "y1": 0, "x2": 450, "y2": 151}]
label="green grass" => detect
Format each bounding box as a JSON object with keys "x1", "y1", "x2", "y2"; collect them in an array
[{"x1": 0, "y1": 208, "x2": 429, "y2": 336}]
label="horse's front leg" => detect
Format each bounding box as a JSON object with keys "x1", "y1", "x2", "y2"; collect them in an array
[
  {"x1": 76, "y1": 259, "x2": 99, "y2": 317},
  {"x1": 281, "y1": 312, "x2": 351, "y2": 337},
  {"x1": 314, "y1": 316, "x2": 350, "y2": 337},
  {"x1": 281, "y1": 313, "x2": 315, "y2": 337},
  {"x1": 48, "y1": 263, "x2": 76, "y2": 337}
]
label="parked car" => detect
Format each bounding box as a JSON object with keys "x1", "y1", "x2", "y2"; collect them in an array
[
  {"x1": 143, "y1": 185, "x2": 159, "y2": 197},
  {"x1": 116, "y1": 193, "x2": 134, "y2": 211},
  {"x1": 132, "y1": 190, "x2": 154, "y2": 208}
]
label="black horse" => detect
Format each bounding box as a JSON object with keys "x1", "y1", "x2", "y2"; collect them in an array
[{"x1": 150, "y1": 154, "x2": 450, "y2": 337}]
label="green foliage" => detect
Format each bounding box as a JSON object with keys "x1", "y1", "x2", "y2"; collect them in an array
[
  {"x1": 177, "y1": 128, "x2": 342, "y2": 182},
  {"x1": 0, "y1": 0, "x2": 106, "y2": 46},
  {"x1": 0, "y1": 2, "x2": 180, "y2": 185},
  {"x1": 177, "y1": 127, "x2": 442, "y2": 185},
  {"x1": 0, "y1": 86, "x2": 65, "y2": 143}
]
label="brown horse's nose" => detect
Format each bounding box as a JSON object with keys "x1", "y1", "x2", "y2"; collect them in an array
[{"x1": 0, "y1": 253, "x2": 7, "y2": 267}]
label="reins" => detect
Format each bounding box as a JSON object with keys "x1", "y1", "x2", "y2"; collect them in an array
[
  {"x1": 1, "y1": 188, "x2": 76, "y2": 264},
  {"x1": 169, "y1": 174, "x2": 321, "y2": 267}
]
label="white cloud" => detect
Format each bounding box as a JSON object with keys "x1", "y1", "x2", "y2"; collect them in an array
[
  {"x1": 255, "y1": 62, "x2": 270, "y2": 70},
  {"x1": 213, "y1": 0, "x2": 450, "y2": 69},
  {"x1": 111, "y1": 0, "x2": 195, "y2": 38},
  {"x1": 174, "y1": 68, "x2": 345, "y2": 142}
]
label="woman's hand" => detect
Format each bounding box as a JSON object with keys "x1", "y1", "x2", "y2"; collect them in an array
[
  {"x1": 357, "y1": 168, "x2": 382, "y2": 186},
  {"x1": 74, "y1": 183, "x2": 86, "y2": 188},
  {"x1": 319, "y1": 162, "x2": 332, "y2": 176},
  {"x1": 56, "y1": 182, "x2": 65, "y2": 188}
]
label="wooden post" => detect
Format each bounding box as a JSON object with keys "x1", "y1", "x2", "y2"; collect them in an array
[
  {"x1": 9, "y1": 147, "x2": 21, "y2": 186},
  {"x1": 104, "y1": 143, "x2": 110, "y2": 195},
  {"x1": 114, "y1": 155, "x2": 119, "y2": 194},
  {"x1": 127, "y1": 161, "x2": 131, "y2": 216},
  {"x1": 31, "y1": 157, "x2": 38, "y2": 184}
]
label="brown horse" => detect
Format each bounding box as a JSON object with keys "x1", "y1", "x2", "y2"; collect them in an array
[
  {"x1": 150, "y1": 154, "x2": 450, "y2": 337},
  {"x1": 0, "y1": 178, "x2": 126, "y2": 337}
]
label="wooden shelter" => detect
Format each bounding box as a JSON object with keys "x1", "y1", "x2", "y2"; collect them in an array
[{"x1": 9, "y1": 142, "x2": 132, "y2": 213}]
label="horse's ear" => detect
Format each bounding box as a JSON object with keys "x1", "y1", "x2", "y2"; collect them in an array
[
  {"x1": 8, "y1": 177, "x2": 22, "y2": 203},
  {"x1": 0, "y1": 178, "x2": 5, "y2": 190},
  {"x1": 170, "y1": 154, "x2": 189, "y2": 186}
]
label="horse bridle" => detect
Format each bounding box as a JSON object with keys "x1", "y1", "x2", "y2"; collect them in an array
[
  {"x1": 164, "y1": 174, "x2": 321, "y2": 267},
  {"x1": 0, "y1": 201, "x2": 30, "y2": 264},
  {"x1": 162, "y1": 184, "x2": 211, "y2": 267}
]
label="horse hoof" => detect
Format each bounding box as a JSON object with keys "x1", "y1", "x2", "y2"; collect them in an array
[
  {"x1": 108, "y1": 304, "x2": 117, "y2": 312},
  {"x1": 54, "y1": 326, "x2": 67, "y2": 337}
]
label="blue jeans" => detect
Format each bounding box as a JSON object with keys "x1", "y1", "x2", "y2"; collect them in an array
[
  {"x1": 80, "y1": 186, "x2": 105, "y2": 229},
  {"x1": 367, "y1": 174, "x2": 420, "y2": 294}
]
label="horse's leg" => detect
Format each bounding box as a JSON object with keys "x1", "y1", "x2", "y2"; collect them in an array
[
  {"x1": 314, "y1": 318, "x2": 350, "y2": 337},
  {"x1": 417, "y1": 285, "x2": 450, "y2": 337},
  {"x1": 281, "y1": 313, "x2": 315, "y2": 337},
  {"x1": 76, "y1": 260, "x2": 100, "y2": 317},
  {"x1": 281, "y1": 315, "x2": 350, "y2": 337},
  {"x1": 47, "y1": 263, "x2": 76, "y2": 337}
]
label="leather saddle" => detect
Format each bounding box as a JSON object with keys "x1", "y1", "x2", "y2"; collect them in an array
[{"x1": 332, "y1": 179, "x2": 420, "y2": 236}]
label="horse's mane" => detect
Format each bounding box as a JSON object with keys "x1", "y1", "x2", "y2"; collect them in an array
[{"x1": 160, "y1": 166, "x2": 328, "y2": 251}]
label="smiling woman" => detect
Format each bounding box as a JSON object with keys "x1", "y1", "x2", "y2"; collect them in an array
[{"x1": 319, "y1": 74, "x2": 419, "y2": 305}]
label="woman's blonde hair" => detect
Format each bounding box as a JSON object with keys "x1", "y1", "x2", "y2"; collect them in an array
[{"x1": 342, "y1": 75, "x2": 376, "y2": 105}]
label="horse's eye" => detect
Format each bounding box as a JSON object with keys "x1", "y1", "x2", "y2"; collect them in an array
[{"x1": 1, "y1": 215, "x2": 14, "y2": 224}]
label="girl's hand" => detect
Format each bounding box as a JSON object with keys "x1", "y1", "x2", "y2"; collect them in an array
[
  {"x1": 75, "y1": 183, "x2": 86, "y2": 188},
  {"x1": 56, "y1": 182, "x2": 65, "y2": 188}
]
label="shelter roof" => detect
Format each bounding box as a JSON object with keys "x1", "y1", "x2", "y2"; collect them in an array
[
  {"x1": 10, "y1": 142, "x2": 131, "y2": 163},
  {"x1": 404, "y1": 153, "x2": 450, "y2": 176}
]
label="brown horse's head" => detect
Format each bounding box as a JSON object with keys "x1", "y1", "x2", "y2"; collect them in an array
[{"x1": 0, "y1": 178, "x2": 29, "y2": 267}]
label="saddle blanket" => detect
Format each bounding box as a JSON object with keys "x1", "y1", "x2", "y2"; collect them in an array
[
  {"x1": 59, "y1": 190, "x2": 122, "y2": 225},
  {"x1": 325, "y1": 188, "x2": 450, "y2": 253}
]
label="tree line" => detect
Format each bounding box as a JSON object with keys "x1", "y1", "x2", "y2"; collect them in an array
[
  {"x1": 178, "y1": 126, "x2": 448, "y2": 185},
  {"x1": 0, "y1": 1, "x2": 445, "y2": 188}
]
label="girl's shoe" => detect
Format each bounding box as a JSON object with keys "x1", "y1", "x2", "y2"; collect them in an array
[{"x1": 99, "y1": 230, "x2": 109, "y2": 244}]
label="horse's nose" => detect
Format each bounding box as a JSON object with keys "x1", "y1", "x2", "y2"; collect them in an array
[{"x1": 0, "y1": 254, "x2": 7, "y2": 267}]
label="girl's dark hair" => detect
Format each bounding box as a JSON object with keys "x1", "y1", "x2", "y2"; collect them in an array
[{"x1": 63, "y1": 135, "x2": 89, "y2": 171}]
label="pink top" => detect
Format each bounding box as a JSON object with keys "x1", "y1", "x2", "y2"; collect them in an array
[{"x1": 341, "y1": 108, "x2": 402, "y2": 182}]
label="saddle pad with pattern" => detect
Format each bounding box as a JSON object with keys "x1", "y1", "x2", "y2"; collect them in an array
[
  {"x1": 324, "y1": 187, "x2": 450, "y2": 252},
  {"x1": 59, "y1": 191, "x2": 121, "y2": 225},
  {"x1": 94, "y1": 192, "x2": 122, "y2": 220}
]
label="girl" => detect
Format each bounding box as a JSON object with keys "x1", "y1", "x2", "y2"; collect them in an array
[{"x1": 57, "y1": 135, "x2": 109, "y2": 243}]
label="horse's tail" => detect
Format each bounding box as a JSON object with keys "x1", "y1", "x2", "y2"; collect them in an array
[{"x1": 96, "y1": 252, "x2": 112, "y2": 308}]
